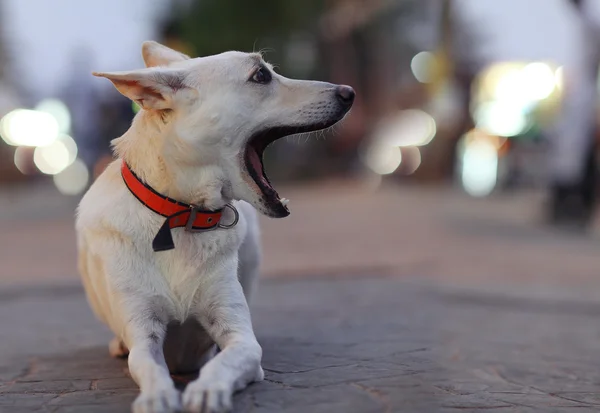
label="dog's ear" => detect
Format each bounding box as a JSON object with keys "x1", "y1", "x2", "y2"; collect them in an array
[
  {"x1": 93, "y1": 69, "x2": 186, "y2": 110},
  {"x1": 142, "y1": 41, "x2": 190, "y2": 68}
]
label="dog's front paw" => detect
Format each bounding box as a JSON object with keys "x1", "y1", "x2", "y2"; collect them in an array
[
  {"x1": 182, "y1": 380, "x2": 233, "y2": 413},
  {"x1": 132, "y1": 387, "x2": 181, "y2": 413}
]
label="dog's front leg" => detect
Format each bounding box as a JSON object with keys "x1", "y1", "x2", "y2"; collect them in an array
[
  {"x1": 126, "y1": 309, "x2": 180, "y2": 413},
  {"x1": 182, "y1": 257, "x2": 263, "y2": 413}
]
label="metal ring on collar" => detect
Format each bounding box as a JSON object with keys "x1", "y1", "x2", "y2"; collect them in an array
[{"x1": 218, "y1": 203, "x2": 239, "y2": 229}]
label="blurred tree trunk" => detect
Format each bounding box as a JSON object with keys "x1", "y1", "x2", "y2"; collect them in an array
[
  {"x1": 320, "y1": 0, "x2": 422, "y2": 176},
  {"x1": 413, "y1": 0, "x2": 478, "y2": 183}
]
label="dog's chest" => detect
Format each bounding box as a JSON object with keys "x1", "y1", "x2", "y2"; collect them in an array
[{"x1": 152, "y1": 228, "x2": 239, "y2": 315}]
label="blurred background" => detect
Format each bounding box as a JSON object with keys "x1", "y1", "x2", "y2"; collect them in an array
[{"x1": 1, "y1": 0, "x2": 600, "y2": 286}]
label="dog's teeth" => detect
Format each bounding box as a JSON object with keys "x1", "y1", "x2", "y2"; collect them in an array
[{"x1": 280, "y1": 198, "x2": 290, "y2": 206}]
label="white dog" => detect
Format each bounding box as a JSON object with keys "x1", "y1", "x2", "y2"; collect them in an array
[{"x1": 76, "y1": 41, "x2": 354, "y2": 413}]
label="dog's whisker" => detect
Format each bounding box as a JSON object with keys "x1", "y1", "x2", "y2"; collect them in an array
[
  {"x1": 330, "y1": 124, "x2": 339, "y2": 137},
  {"x1": 257, "y1": 47, "x2": 275, "y2": 58}
]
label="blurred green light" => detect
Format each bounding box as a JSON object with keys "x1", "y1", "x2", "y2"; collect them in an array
[{"x1": 132, "y1": 102, "x2": 141, "y2": 114}]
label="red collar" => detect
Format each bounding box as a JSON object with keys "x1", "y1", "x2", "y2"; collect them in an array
[{"x1": 121, "y1": 160, "x2": 237, "y2": 252}]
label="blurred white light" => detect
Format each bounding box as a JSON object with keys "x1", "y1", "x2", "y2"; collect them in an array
[
  {"x1": 399, "y1": 146, "x2": 422, "y2": 175},
  {"x1": 493, "y1": 68, "x2": 524, "y2": 104},
  {"x1": 57, "y1": 134, "x2": 78, "y2": 164},
  {"x1": 35, "y1": 99, "x2": 71, "y2": 134},
  {"x1": 378, "y1": 110, "x2": 437, "y2": 147},
  {"x1": 521, "y1": 63, "x2": 556, "y2": 100},
  {"x1": 0, "y1": 109, "x2": 59, "y2": 147},
  {"x1": 493, "y1": 63, "x2": 555, "y2": 108},
  {"x1": 33, "y1": 140, "x2": 72, "y2": 175},
  {"x1": 411, "y1": 52, "x2": 434, "y2": 83},
  {"x1": 474, "y1": 101, "x2": 528, "y2": 137},
  {"x1": 461, "y1": 138, "x2": 498, "y2": 197},
  {"x1": 0, "y1": 112, "x2": 11, "y2": 144},
  {"x1": 362, "y1": 143, "x2": 402, "y2": 175},
  {"x1": 13, "y1": 146, "x2": 32, "y2": 174},
  {"x1": 53, "y1": 159, "x2": 89, "y2": 195},
  {"x1": 555, "y1": 66, "x2": 564, "y2": 90}
]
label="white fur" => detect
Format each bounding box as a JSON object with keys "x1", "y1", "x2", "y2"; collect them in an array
[{"x1": 76, "y1": 41, "x2": 352, "y2": 413}]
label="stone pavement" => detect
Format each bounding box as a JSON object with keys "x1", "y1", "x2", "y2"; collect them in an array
[
  {"x1": 2, "y1": 180, "x2": 600, "y2": 412},
  {"x1": 4, "y1": 276, "x2": 600, "y2": 413}
]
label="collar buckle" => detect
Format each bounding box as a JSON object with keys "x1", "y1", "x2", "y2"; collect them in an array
[{"x1": 185, "y1": 203, "x2": 239, "y2": 233}]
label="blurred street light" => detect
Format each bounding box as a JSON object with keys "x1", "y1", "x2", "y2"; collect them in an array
[
  {"x1": 35, "y1": 99, "x2": 71, "y2": 134},
  {"x1": 411, "y1": 51, "x2": 435, "y2": 83},
  {"x1": 459, "y1": 130, "x2": 498, "y2": 197},
  {"x1": 361, "y1": 142, "x2": 403, "y2": 175},
  {"x1": 0, "y1": 109, "x2": 59, "y2": 147}
]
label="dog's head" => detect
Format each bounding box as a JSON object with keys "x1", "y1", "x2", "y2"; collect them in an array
[{"x1": 95, "y1": 41, "x2": 354, "y2": 217}]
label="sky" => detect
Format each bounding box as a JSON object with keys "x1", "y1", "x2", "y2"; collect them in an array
[
  {"x1": 2, "y1": 0, "x2": 600, "y2": 100},
  {"x1": 455, "y1": 0, "x2": 583, "y2": 64},
  {"x1": 2, "y1": 0, "x2": 169, "y2": 98}
]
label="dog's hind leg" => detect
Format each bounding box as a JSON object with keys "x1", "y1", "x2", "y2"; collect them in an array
[{"x1": 108, "y1": 337, "x2": 129, "y2": 358}]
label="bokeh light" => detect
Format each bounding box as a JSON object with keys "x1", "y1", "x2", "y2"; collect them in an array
[
  {"x1": 387, "y1": 110, "x2": 436, "y2": 147},
  {"x1": 411, "y1": 51, "x2": 434, "y2": 83},
  {"x1": 555, "y1": 66, "x2": 563, "y2": 90},
  {"x1": 35, "y1": 99, "x2": 71, "y2": 134},
  {"x1": 520, "y1": 62, "x2": 556, "y2": 101},
  {"x1": 398, "y1": 146, "x2": 422, "y2": 175},
  {"x1": 0, "y1": 109, "x2": 59, "y2": 147},
  {"x1": 53, "y1": 159, "x2": 89, "y2": 195},
  {"x1": 362, "y1": 142, "x2": 402, "y2": 175},
  {"x1": 361, "y1": 109, "x2": 436, "y2": 176},
  {"x1": 33, "y1": 139, "x2": 72, "y2": 175},
  {"x1": 459, "y1": 131, "x2": 498, "y2": 197},
  {"x1": 492, "y1": 63, "x2": 556, "y2": 107},
  {"x1": 472, "y1": 62, "x2": 560, "y2": 140},
  {"x1": 57, "y1": 134, "x2": 78, "y2": 165},
  {"x1": 474, "y1": 101, "x2": 529, "y2": 137},
  {"x1": 375, "y1": 110, "x2": 437, "y2": 148},
  {"x1": 13, "y1": 146, "x2": 35, "y2": 175}
]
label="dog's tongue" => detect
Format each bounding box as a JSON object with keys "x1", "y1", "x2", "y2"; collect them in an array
[
  {"x1": 247, "y1": 146, "x2": 263, "y2": 175},
  {"x1": 246, "y1": 144, "x2": 289, "y2": 211},
  {"x1": 247, "y1": 145, "x2": 273, "y2": 190}
]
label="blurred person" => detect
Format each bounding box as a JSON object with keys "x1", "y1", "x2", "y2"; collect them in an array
[{"x1": 547, "y1": 0, "x2": 600, "y2": 228}]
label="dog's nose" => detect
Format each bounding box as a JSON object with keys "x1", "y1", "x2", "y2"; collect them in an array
[{"x1": 335, "y1": 85, "x2": 355, "y2": 107}]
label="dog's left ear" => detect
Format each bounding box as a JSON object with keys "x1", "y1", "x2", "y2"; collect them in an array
[
  {"x1": 142, "y1": 41, "x2": 191, "y2": 68},
  {"x1": 93, "y1": 68, "x2": 187, "y2": 110}
]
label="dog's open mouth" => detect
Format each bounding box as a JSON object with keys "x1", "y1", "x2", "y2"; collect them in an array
[{"x1": 244, "y1": 122, "x2": 336, "y2": 216}]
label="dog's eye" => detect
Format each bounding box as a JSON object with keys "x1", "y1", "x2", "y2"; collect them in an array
[{"x1": 250, "y1": 67, "x2": 272, "y2": 84}]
